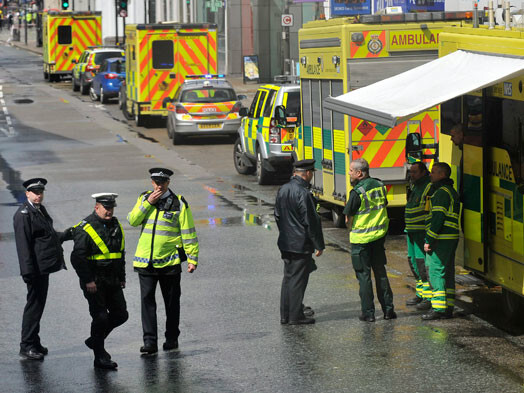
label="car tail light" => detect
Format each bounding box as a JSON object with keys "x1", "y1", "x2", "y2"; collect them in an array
[
  {"x1": 230, "y1": 102, "x2": 242, "y2": 113},
  {"x1": 175, "y1": 104, "x2": 188, "y2": 114},
  {"x1": 269, "y1": 122, "x2": 281, "y2": 144},
  {"x1": 104, "y1": 73, "x2": 118, "y2": 79}
]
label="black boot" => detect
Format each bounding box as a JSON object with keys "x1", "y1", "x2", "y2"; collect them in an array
[
  {"x1": 406, "y1": 296, "x2": 423, "y2": 306},
  {"x1": 416, "y1": 299, "x2": 432, "y2": 311},
  {"x1": 85, "y1": 337, "x2": 111, "y2": 359},
  {"x1": 94, "y1": 356, "x2": 118, "y2": 370}
]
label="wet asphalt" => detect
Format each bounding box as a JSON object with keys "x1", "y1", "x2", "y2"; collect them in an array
[{"x1": 0, "y1": 44, "x2": 523, "y2": 393}]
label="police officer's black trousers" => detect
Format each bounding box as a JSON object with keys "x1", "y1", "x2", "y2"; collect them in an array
[
  {"x1": 83, "y1": 283, "x2": 128, "y2": 357},
  {"x1": 139, "y1": 273, "x2": 181, "y2": 345},
  {"x1": 280, "y1": 252, "x2": 312, "y2": 322},
  {"x1": 21, "y1": 274, "x2": 49, "y2": 351},
  {"x1": 351, "y1": 237, "x2": 394, "y2": 317}
]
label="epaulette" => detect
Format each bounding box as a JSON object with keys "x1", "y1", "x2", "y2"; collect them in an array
[
  {"x1": 73, "y1": 220, "x2": 87, "y2": 228},
  {"x1": 180, "y1": 196, "x2": 189, "y2": 208},
  {"x1": 20, "y1": 207, "x2": 28, "y2": 214},
  {"x1": 140, "y1": 190, "x2": 152, "y2": 196}
]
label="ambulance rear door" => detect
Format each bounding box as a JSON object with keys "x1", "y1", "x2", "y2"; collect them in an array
[
  {"x1": 147, "y1": 30, "x2": 178, "y2": 111},
  {"x1": 52, "y1": 17, "x2": 75, "y2": 72}
]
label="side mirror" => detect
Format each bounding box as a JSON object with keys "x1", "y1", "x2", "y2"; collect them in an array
[
  {"x1": 237, "y1": 94, "x2": 247, "y2": 101},
  {"x1": 275, "y1": 105, "x2": 287, "y2": 127},
  {"x1": 239, "y1": 107, "x2": 248, "y2": 117},
  {"x1": 162, "y1": 97, "x2": 171, "y2": 109},
  {"x1": 406, "y1": 132, "x2": 422, "y2": 161}
]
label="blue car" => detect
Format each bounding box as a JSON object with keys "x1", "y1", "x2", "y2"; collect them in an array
[{"x1": 90, "y1": 57, "x2": 125, "y2": 104}]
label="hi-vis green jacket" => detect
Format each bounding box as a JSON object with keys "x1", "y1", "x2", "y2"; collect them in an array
[
  {"x1": 425, "y1": 178, "x2": 460, "y2": 246},
  {"x1": 405, "y1": 175, "x2": 433, "y2": 232},
  {"x1": 127, "y1": 190, "x2": 199, "y2": 269}
]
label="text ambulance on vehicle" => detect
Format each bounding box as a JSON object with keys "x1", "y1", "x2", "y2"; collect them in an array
[
  {"x1": 295, "y1": 12, "x2": 470, "y2": 226},
  {"x1": 324, "y1": 7, "x2": 524, "y2": 321},
  {"x1": 121, "y1": 23, "x2": 217, "y2": 127},
  {"x1": 42, "y1": 10, "x2": 102, "y2": 82}
]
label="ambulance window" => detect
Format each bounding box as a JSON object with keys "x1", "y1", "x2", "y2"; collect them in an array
[
  {"x1": 302, "y1": 80, "x2": 312, "y2": 130},
  {"x1": 441, "y1": 97, "x2": 462, "y2": 135},
  {"x1": 57, "y1": 25, "x2": 72, "y2": 45},
  {"x1": 152, "y1": 40, "x2": 174, "y2": 69},
  {"x1": 321, "y1": 81, "x2": 331, "y2": 132},
  {"x1": 248, "y1": 91, "x2": 261, "y2": 118},
  {"x1": 254, "y1": 91, "x2": 267, "y2": 118},
  {"x1": 498, "y1": 99, "x2": 524, "y2": 183},
  {"x1": 285, "y1": 91, "x2": 300, "y2": 117},
  {"x1": 262, "y1": 90, "x2": 276, "y2": 117}
]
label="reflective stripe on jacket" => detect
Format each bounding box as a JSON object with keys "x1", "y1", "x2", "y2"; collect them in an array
[
  {"x1": 425, "y1": 179, "x2": 460, "y2": 244},
  {"x1": 405, "y1": 175, "x2": 433, "y2": 232},
  {"x1": 350, "y1": 177, "x2": 389, "y2": 244},
  {"x1": 74, "y1": 220, "x2": 125, "y2": 266},
  {"x1": 127, "y1": 190, "x2": 199, "y2": 268}
]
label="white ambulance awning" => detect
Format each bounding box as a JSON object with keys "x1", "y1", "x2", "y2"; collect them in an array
[{"x1": 324, "y1": 50, "x2": 524, "y2": 128}]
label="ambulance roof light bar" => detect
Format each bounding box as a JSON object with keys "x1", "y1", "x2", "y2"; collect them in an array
[{"x1": 359, "y1": 11, "x2": 472, "y2": 24}]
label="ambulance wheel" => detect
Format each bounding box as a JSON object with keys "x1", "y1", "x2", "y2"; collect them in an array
[
  {"x1": 49, "y1": 74, "x2": 58, "y2": 82},
  {"x1": 118, "y1": 91, "x2": 123, "y2": 110},
  {"x1": 72, "y1": 75, "x2": 79, "y2": 91},
  {"x1": 331, "y1": 207, "x2": 347, "y2": 228},
  {"x1": 100, "y1": 88, "x2": 108, "y2": 104},
  {"x1": 43, "y1": 71, "x2": 49, "y2": 80},
  {"x1": 80, "y1": 77, "x2": 89, "y2": 95},
  {"x1": 256, "y1": 147, "x2": 271, "y2": 185},
  {"x1": 89, "y1": 86, "x2": 99, "y2": 102},
  {"x1": 502, "y1": 288, "x2": 524, "y2": 324},
  {"x1": 122, "y1": 98, "x2": 132, "y2": 120},
  {"x1": 234, "y1": 138, "x2": 254, "y2": 175}
]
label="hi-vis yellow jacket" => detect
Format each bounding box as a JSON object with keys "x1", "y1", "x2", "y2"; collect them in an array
[{"x1": 127, "y1": 190, "x2": 199, "y2": 269}]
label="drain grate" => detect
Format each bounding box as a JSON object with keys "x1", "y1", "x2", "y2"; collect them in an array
[{"x1": 13, "y1": 99, "x2": 33, "y2": 104}]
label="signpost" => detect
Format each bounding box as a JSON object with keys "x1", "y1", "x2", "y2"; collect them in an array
[{"x1": 281, "y1": 14, "x2": 293, "y2": 27}]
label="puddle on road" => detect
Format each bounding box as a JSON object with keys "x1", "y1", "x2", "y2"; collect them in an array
[
  {"x1": 13, "y1": 98, "x2": 33, "y2": 104},
  {"x1": 195, "y1": 211, "x2": 272, "y2": 230}
]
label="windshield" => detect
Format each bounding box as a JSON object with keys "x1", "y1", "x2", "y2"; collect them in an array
[
  {"x1": 181, "y1": 88, "x2": 236, "y2": 103},
  {"x1": 94, "y1": 51, "x2": 124, "y2": 65}
]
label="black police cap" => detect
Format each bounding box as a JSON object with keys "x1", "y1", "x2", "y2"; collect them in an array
[
  {"x1": 293, "y1": 159, "x2": 316, "y2": 171},
  {"x1": 149, "y1": 167, "x2": 173, "y2": 182},
  {"x1": 23, "y1": 178, "x2": 47, "y2": 191},
  {"x1": 92, "y1": 193, "x2": 118, "y2": 208}
]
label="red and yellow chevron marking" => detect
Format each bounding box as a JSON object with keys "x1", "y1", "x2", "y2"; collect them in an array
[
  {"x1": 48, "y1": 15, "x2": 101, "y2": 72},
  {"x1": 351, "y1": 111, "x2": 438, "y2": 169},
  {"x1": 182, "y1": 102, "x2": 235, "y2": 114},
  {"x1": 350, "y1": 30, "x2": 388, "y2": 59}
]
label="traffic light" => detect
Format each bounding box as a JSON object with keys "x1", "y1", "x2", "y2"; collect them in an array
[
  {"x1": 61, "y1": 0, "x2": 69, "y2": 10},
  {"x1": 118, "y1": 0, "x2": 128, "y2": 12}
]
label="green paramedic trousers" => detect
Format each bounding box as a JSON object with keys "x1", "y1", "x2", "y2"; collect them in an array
[
  {"x1": 407, "y1": 232, "x2": 430, "y2": 300},
  {"x1": 426, "y1": 239, "x2": 458, "y2": 313}
]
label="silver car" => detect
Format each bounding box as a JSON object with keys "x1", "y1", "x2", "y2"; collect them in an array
[{"x1": 166, "y1": 77, "x2": 246, "y2": 144}]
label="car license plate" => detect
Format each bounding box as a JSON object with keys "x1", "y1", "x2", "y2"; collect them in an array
[{"x1": 198, "y1": 123, "x2": 221, "y2": 129}]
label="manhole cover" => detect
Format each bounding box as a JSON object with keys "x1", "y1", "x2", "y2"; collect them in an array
[{"x1": 13, "y1": 99, "x2": 33, "y2": 104}]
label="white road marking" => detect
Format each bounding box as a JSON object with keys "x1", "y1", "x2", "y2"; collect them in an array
[{"x1": 0, "y1": 85, "x2": 16, "y2": 137}]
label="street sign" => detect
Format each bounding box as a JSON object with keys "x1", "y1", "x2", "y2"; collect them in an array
[
  {"x1": 119, "y1": 9, "x2": 128, "y2": 17},
  {"x1": 281, "y1": 14, "x2": 293, "y2": 27}
]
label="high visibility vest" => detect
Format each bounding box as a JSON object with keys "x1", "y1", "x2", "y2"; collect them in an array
[
  {"x1": 405, "y1": 176, "x2": 433, "y2": 232},
  {"x1": 74, "y1": 220, "x2": 125, "y2": 266},
  {"x1": 127, "y1": 191, "x2": 199, "y2": 268},
  {"x1": 350, "y1": 177, "x2": 389, "y2": 244},
  {"x1": 426, "y1": 181, "x2": 460, "y2": 241}
]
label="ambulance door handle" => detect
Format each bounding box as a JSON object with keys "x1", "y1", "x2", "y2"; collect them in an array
[{"x1": 169, "y1": 73, "x2": 176, "y2": 79}]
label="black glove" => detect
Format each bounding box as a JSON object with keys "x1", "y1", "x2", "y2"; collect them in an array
[{"x1": 59, "y1": 227, "x2": 74, "y2": 243}]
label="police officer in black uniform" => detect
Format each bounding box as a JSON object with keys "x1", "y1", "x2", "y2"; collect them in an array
[
  {"x1": 274, "y1": 159, "x2": 325, "y2": 325},
  {"x1": 13, "y1": 178, "x2": 71, "y2": 360},
  {"x1": 71, "y1": 193, "x2": 128, "y2": 370}
]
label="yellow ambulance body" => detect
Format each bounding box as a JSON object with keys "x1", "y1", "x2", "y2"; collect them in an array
[
  {"x1": 296, "y1": 13, "x2": 469, "y2": 225},
  {"x1": 42, "y1": 11, "x2": 102, "y2": 81},
  {"x1": 123, "y1": 23, "x2": 217, "y2": 126}
]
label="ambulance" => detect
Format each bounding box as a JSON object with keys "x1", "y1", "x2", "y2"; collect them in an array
[
  {"x1": 324, "y1": 7, "x2": 524, "y2": 320},
  {"x1": 296, "y1": 12, "x2": 471, "y2": 226},
  {"x1": 42, "y1": 10, "x2": 102, "y2": 82},
  {"x1": 122, "y1": 23, "x2": 217, "y2": 126}
]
